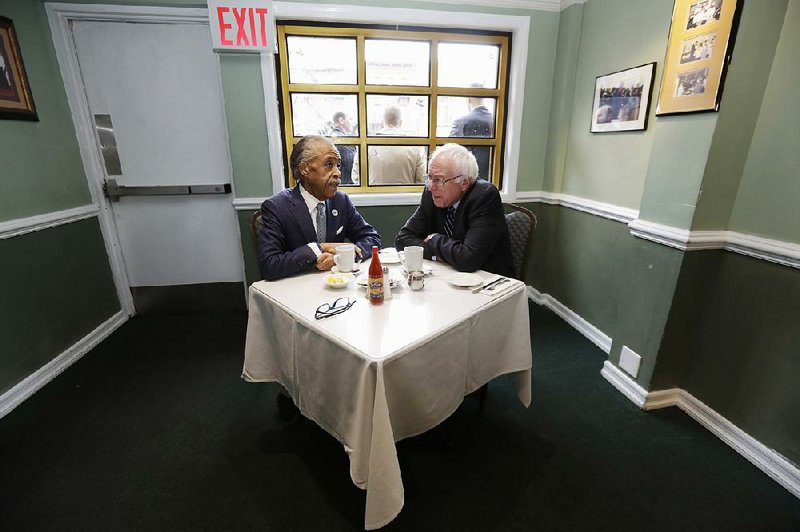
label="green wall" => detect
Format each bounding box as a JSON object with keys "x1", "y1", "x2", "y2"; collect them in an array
[
  {"x1": 656, "y1": 251, "x2": 800, "y2": 464},
  {"x1": 728, "y1": 0, "x2": 800, "y2": 244},
  {"x1": 691, "y1": 0, "x2": 789, "y2": 233},
  {"x1": 559, "y1": 0, "x2": 672, "y2": 210},
  {"x1": 0, "y1": 0, "x2": 92, "y2": 222},
  {"x1": 533, "y1": 0, "x2": 800, "y2": 471},
  {"x1": 0, "y1": 219, "x2": 120, "y2": 395},
  {"x1": 1, "y1": 1, "x2": 120, "y2": 399}
]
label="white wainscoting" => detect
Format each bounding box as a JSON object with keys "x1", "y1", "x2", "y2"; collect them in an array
[
  {"x1": 0, "y1": 205, "x2": 99, "y2": 240},
  {"x1": 601, "y1": 361, "x2": 800, "y2": 500},
  {"x1": 0, "y1": 311, "x2": 128, "y2": 419},
  {"x1": 517, "y1": 191, "x2": 800, "y2": 269}
]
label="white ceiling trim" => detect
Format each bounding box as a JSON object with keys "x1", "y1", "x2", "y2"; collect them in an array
[
  {"x1": 408, "y1": 0, "x2": 560, "y2": 11},
  {"x1": 406, "y1": 0, "x2": 587, "y2": 12}
]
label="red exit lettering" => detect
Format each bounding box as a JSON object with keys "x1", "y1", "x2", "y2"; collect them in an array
[{"x1": 217, "y1": 6, "x2": 270, "y2": 48}]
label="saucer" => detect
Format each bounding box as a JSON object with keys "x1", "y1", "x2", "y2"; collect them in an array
[{"x1": 323, "y1": 272, "x2": 355, "y2": 289}]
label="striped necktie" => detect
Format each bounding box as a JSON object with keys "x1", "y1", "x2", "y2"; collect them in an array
[
  {"x1": 315, "y1": 202, "x2": 326, "y2": 243},
  {"x1": 444, "y1": 206, "x2": 456, "y2": 237}
]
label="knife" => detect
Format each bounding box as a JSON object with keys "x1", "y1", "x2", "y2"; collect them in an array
[{"x1": 472, "y1": 277, "x2": 506, "y2": 293}]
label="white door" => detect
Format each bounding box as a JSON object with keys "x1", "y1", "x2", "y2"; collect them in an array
[{"x1": 71, "y1": 20, "x2": 242, "y2": 290}]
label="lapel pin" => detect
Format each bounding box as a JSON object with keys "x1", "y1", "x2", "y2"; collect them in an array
[{"x1": 331, "y1": 209, "x2": 339, "y2": 216}]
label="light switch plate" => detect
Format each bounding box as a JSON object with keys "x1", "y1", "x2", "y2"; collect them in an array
[{"x1": 619, "y1": 345, "x2": 641, "y2": 378}]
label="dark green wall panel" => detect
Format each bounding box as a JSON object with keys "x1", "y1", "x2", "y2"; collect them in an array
[
  {"x1": 0, "y1": 218, "x2": 120, "y2": 395},
  {"x1": 521, "y1": 202, "x2": 684, "y2": 386},
  {"x1": 658, "y1": 251, "x2": 800, "y2": 464}
]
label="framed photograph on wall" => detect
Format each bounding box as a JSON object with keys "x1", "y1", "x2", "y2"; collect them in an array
[
  {"x1": 0, "y1": 16, "x2": 38, "y2": 121},
  {"x1": 656, "y1": 0, "x2": 742, "y2": 116},
  {"x1": 590, "y1": 62, "x2": 656, "y2": 133}
]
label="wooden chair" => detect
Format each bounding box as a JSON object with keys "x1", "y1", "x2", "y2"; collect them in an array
[{"x1": 476, "y1": 203, "x2": 537, "y2": 413}]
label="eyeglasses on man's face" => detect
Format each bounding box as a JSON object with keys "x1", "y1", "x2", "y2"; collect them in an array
[
  {"x1": 315, "y1": 297, "x2": 355, "y2": 320},
  {"x1": 425, "y1": 174, "x2": 463, "y2": 188}
]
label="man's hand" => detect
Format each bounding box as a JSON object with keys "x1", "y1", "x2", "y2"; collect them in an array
[
  {"x1": 315, "y1": 252, "x2": 335, "y2": 271},
  {"x1": 320, "y1": 243, "x2": 338, "y2": 254}
]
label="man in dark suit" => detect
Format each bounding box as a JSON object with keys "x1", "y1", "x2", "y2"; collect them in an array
[
  {"x1": 258, "y1": 135, "x2": 380, "y2": 281},
  {"x1": 449, "y1": 92, "x2": 494, "y2": 181},
  {"x1": 395, "y1": 143, "x2": 513, "y2": 278}
]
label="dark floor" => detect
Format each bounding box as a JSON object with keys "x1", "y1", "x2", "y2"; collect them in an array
[{"x1": 0, "y1": 304, "x2": 798, "y2": 531}]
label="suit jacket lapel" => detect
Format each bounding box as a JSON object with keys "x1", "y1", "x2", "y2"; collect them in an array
[{"x1": 289, "y1": 186, "x2": 318, "y2": 243}]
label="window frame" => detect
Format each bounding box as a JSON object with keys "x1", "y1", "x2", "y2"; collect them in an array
[
  {"x1": 260, "y1": 2, "x2": 531, "y2": 206},
  {"x1": 277, "y1": 24, "x2": 508, "y2": 193}
]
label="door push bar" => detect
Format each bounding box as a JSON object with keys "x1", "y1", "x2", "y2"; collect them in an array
[{"x1": 103, "y1": 179, "x2": 232, "y2": 202}]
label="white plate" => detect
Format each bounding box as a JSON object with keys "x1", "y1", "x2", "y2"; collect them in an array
[
  {"x1": 377, "y1": 252, "x2": 401, "y2": 265},
  {"x1": 356, "y1": 274, "x2": 400, "y2": 289},
  {"x1": 323, "y1": 272, "x2": 355, "y2": 289},
  {"x1": 446, "y1": 272, "x2": 483, "y2": 287}
]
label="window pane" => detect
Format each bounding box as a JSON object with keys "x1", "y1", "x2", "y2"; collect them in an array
[
  {"x1": 437, "y1": 96, "x2": 496, "y2": 138},
  {"x1": 366, "y1": 95, "x2": 429, "y2": 137},
  {"x1": 287, "y1": 37, "x2": 357, "y2": 85},
  {"x1": 368, "y1": 145, "x2": 428, "y2": 185},
  {"x1": 334, "y1": 144, "x2": 360, "y2": 186},
  {"x1": 365, "y1": 39, "x2": 430, "y2": 86},
  {"x1": 437, "y1": 42, "x2": 499, "y2": 88},
  {"x1": 291, "y1": 93, "x2": 358, "y2": 137}
]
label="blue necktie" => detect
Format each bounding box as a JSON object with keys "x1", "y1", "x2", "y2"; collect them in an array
[
  {"x1": 444, "y1": 206, "x2": 456, "y2": 237},
  {"x1": 315, "y1": 203, "x2": 326, "y2": 243}
]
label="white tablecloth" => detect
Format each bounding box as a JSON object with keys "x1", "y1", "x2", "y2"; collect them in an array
[{"x1": 242, "y1": 261, "x2": 532, "y2": 529}]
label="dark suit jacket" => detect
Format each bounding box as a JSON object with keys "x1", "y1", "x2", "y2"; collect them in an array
[
  {"x1": 258, "y1": 186, "x2": 381, "y2": 281},
  {"x1": 395, "y1": 179, "x2": 514, "y2": 277},
  {"x1": 449, "y1": 106, "x2": 493, "y2": 180}
]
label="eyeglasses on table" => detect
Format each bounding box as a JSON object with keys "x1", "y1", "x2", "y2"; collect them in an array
[{"x1": 315, "y1": 297, "x2": 356, "y2": 320}]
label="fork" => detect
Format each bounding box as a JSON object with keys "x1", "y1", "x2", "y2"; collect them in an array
[{"x1": 472, "y1": 277, "x2": 507, "y2": 293}]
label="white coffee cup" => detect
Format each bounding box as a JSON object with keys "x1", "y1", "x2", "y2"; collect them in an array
[
  {"x1": 404, "y1": 246, "x2": 424, "y2": 272},
  {"x1": 333, "y1": 244, "x2": 356, "y2": 272}
]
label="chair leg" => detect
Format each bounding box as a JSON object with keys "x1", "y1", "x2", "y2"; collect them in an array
[{"x1": 477, "y1": 383, "x2": 488, "y2": 414}]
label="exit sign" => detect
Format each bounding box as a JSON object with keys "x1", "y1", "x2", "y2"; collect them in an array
[{"x1": 208, "y1": 0, "x2": 277, "y2": 53}]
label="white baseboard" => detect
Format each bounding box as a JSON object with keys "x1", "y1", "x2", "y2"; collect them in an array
[
  {"x1": 602, "y1": 361, "x2": 800, "y2": 500},
  {"x1": 0, "y1": 311, "x2": 128, "y2": 419},
  {"x1": 527, "y1": 286, "x2": 612, "y2": 353}
]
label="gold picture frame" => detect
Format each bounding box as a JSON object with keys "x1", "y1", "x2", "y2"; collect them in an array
[
  {"x1": 656, "y1": 0, "x2": 742, "y2": 116},
  {"x1": 0, "y1": 16, "x2": 38, "y2": 121}
]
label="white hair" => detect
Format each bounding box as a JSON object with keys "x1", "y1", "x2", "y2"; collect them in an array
[{"x1": 429, "y1": 144, "x2": 479, "y2": 184}]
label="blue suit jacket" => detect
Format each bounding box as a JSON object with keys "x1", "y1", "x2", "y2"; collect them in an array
[{"x1": 258, "y1": 186, "x2": 381, "y2": 281}]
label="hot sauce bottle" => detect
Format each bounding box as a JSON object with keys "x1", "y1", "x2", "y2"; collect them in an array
[{"x1": 368, "y1": 246, "x2": 384, "y2": 305}]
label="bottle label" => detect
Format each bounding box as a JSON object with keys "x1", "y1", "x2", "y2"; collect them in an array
[{"x1": 369, "y1": 277, "x2": 384, "y2": 303}]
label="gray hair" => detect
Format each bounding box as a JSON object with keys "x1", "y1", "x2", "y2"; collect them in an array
[
  {"x1": 429, "y1": 144, "x2": 478, "y2": 184},
  {"x1": 290, "y1": 135, "x2": 334, "y2": 184}
]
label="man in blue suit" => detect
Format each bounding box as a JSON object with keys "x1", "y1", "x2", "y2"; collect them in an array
[{"x1": 258, "y1": 136, "x2": 381, "y2": 281}]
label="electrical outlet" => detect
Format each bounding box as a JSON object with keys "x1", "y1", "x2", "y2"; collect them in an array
[{"x1": 619, "y1": 345, "x2": 641, "y2": 378}]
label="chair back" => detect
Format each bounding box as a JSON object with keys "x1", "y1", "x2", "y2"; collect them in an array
[
  {"x1": 250, "y1": 210, "x2": 263, "y2": 255},
  {"x1": 504, "y1": 203, "x2": 537, "y2": 282}
]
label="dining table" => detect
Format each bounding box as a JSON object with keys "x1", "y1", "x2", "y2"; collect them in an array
[{"x1": 242, "y1": 255, "x2": 533, "y2": 529}]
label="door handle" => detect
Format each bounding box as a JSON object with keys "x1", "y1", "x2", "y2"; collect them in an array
[{"x1": 104, "y1": 179, "x2": 231, "y2": 202}]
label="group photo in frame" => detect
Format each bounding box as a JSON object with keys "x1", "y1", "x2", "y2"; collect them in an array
[
  {"x1": 590, "y1": 62, "x2": 656, "y2": 133},
  {"x1": 0, "y1": 16, "x2": 38, "y2": 121},
  {"x1": 656, "y1": 0, "x2": 742, "y2": 115}
]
